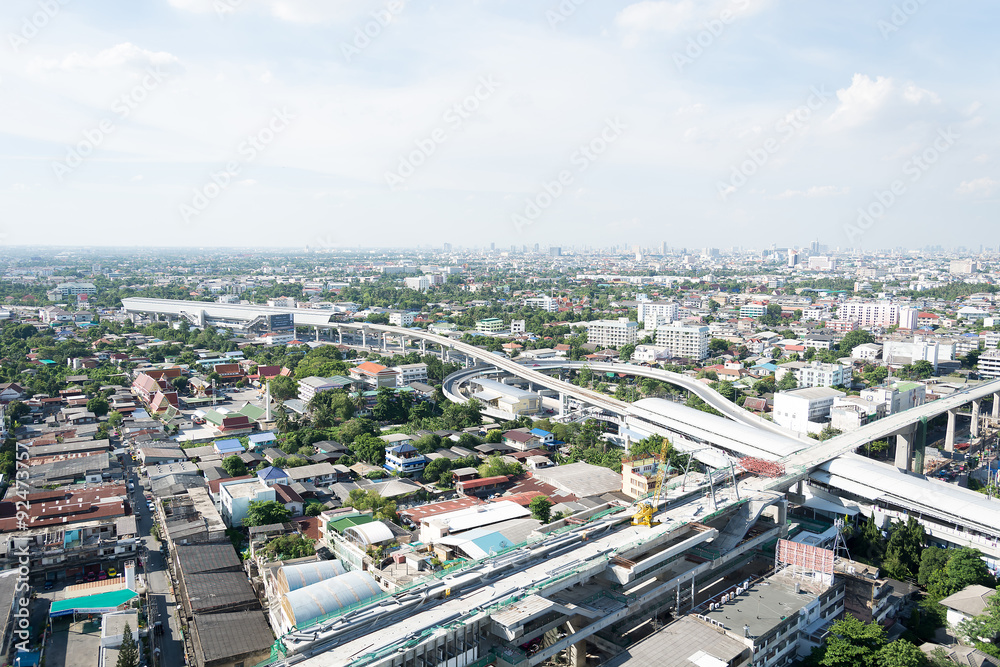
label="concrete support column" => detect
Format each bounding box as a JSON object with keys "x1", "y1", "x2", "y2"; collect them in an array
[
  {"x1": 361, "y1": 329, "x2": 367, "y2": 347},
  {"x1": 973, "y1": 400, "x2": 982, "y2": 438},
  {"x1": 559, "y1": 392, "x2": 567, "y2": 418},
  {"x1": 337, "y1": 328, "x2": 343, "y2": 345},
  {"x1": 895, "y1": 426, "x2": 915, "y2": 472},
  {"x1": 420, "y1": 340, "x2": 426, "y2": 354},
  {"x1": 381, "y1": 334, "x2": 386, "y2": 351},
  {"x1": 314, "y1": 326, "x2": 320, "y2": 342},
  {"x1": 945, "y1": 409, "x2": 957, "y2": 453},
  {"x1": 569, "y1": 640, "x2": 587, "y2": 667},
  {"x1": 994, "y1": 393, "x2": 1000, "y2": 419}
]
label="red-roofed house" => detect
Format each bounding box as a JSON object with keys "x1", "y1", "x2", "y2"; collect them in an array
[
  {"x1": 456, "y1": 475, "x2": 510, "y2": 498},
  {"x1": 213, "y1": 363, "x2": 244, "y2": 383},
  {"x1": 349, "y1": 361, "x2": 398, "y2": 389}
]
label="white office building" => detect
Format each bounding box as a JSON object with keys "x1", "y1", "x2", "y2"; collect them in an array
[
  {"x1": 654, "y1": 324, "x2": 710, "y2": 360},
  {"x1": 393, "y1": 363, "x2": 429, "y2": 386},
  {"x1": 789, "y1": 361, "x2": 850, "y2": 389},
  {"x1": 636, "y1": 301, "x2": 678, "y2": 330},
  {"x1": 586, "y1": 318, "x2": 639, "y2": 348},
  {"x1": 979, "y1": 349, "x2": 1000, "y2": 379},
  {"x1": 389, "y1": 311, "x2": 415, "y2": 327},
  {"x1": 838, "y1": 301, "x2": 904, "y2": 328},
  {"x1": 773, "y1": 387, "x2": 845, "y2": 433},
  {"x1": 524, "y1": 296, "x2": 558, "y2": 312}
]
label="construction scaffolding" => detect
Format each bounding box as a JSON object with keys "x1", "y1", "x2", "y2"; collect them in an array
[{"x1": 738, "y1": 457, "x2": 785, "y2": 478}]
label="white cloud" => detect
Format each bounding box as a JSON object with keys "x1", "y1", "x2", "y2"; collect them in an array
[
  {"x1": 33, "y1": 43, "x2": 179, "y2": 72},
  {"x1": 773, "y1": 186, "x2": 849, "y2": 200},
  {"x1": 957, "y1": 177, "x2": 997, "y2": 197},
  {"x1": 827, "y1": 74, "x2": 942, "y2": 131},
  {"x1": 614, "y1": 0, "x2": 770, "y2": 46},
  {"x1": 827, "y1": 74, "x2": 894, "y2": 128},
  {"x1": 169, "y1": 0, "x2": 369, "y2": 23}
]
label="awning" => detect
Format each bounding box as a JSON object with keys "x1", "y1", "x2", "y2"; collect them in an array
[
  {"x1": 800, "y1": 494, "x2": 859, "y2": 517},
  {"x1": 49, "y1": 588, "x2": 137, "y2": 617}
]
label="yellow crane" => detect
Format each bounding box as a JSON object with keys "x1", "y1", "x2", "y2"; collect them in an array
[{"x1": 632, "y1": 438, "x2": 671, "y2": 527}]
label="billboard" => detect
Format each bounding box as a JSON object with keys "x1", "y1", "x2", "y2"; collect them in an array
[
  {"x1": 776, "y1": 539, "x2": 834, "y2": 577},
  {"x1": 269, "y1": 313, "x2": 294, "y2": 332}
]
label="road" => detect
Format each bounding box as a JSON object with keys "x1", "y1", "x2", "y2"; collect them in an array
[{"x1": 125, "y1": 455, "x2": 187, "y2": 666}]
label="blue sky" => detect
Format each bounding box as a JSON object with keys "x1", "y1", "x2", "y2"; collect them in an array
[{"x1": 0, "y1": 0, "x2": 996, "y2": 250}]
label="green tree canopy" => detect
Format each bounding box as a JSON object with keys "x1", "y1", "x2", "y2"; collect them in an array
[
  {"x1": 529, "y1": 495, "x2": 553, "y2": 523},
  {"x1": 221, "y1": 454, "x2": 248, "y2": 478},
  {"x1": 242, "y1": 500, "x2": 292, "y2": 527}
]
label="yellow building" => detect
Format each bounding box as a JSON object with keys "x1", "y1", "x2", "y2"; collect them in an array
[{"x1": 622, "y1": 455, "x2": 662, "y2": 500}]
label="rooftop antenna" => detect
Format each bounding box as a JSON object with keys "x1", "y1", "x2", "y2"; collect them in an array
[{"x1": 833, "y1": 517, "x2": 852, "y2": 563}]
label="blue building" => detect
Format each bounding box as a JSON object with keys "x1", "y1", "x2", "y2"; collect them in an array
[{"x1": 384, "y1": 442, "x2": 426, "y2": 477}]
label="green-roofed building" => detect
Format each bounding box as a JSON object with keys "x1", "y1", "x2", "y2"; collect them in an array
[{"x1": 326, "y1": 513, "x2": 374, "y2": 536}]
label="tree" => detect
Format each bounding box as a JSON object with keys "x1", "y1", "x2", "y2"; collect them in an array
[
  {"x1": 87, "y1": 395, "x2": 110, "y2": 418},
  {"x1": 303, "y1": 501, "x2": 325, "y2": 516},
  {"x1": 422, "y1": 457, "x2": 453, "y2": 483},
  {"x1": 243, "y1": 500, "x2": 292, "y2": 527},
  {"x1": 708, "y1": 339, "x2": 730, "y2": 355},
  {"x1": 910, "y1": 360, "x2": 935, "y2": 379},
  {"x1": 619, "y1": 343, "x2": 636, "y2": 361},
  {"x1": 222, "y1": 455, "x2": 247, "y2": 477},
  {"x1": 485, "y1": 429, "x2": 502, "y2": 443},
  {"x1": 882, "y1": 518, "x2": 925, "y2": 581},
  {"x1": 840, "y1": 330, "x2": 876, "y2": 354},
  {"x1": 713, "y1": 381, "x2": 736, "y2": 402},
  {"x1": 478, "y1": 455, "x2": 523, "y2": 479},
  {"x1": 261, "y1": 534, "x2": 314, "y2": 560},
  {"x1": 819, "y1": 615, "x2": 887, "y2": 667},
  {"x1": 753, "y1": 376, "x2": 776, "y2": 394},
  {"x1": 352, "y1": 433, "x2": 386, "y2": 466},
  {"x1": 116, "y1": 621, "x2": 139, "y2": 667},
  {"x1": 529, "y1": 495, "x2": 553, "y2": 523},
  {"x1": 777, "y1": 372, "x2": 799, "y2": 391},
  {"x1": 171, "y1": 376, "x2": 189, "y2": 393},
  {"x1": 928, "y1": 547, "x2": 995, "y2": 599},
  {"x1": 269, "y1": 375, "x2": 298, "y2": 401},
  {"x1": 918, "y1": 547, "x2": 950, "y2": 587},
  {"x1": 107, "y1": 410, "x2": 124, "y2": 428},
  {"x1": 875, "y1": 640, "x2": 928, "y2": 667}
]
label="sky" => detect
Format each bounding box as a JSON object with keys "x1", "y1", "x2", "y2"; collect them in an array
[{"x1": 0, "y1": 0, "x2": 996, "y2": 250}]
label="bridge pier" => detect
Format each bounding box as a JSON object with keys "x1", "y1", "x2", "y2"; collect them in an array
[
  {"x1": 972, "y1": 399, "x2": 982, "y2": 438},
  {"x1": 945, "y1": 409, "x2": 957, "y2": 453},
  {"x1": 894, "y1": 424, "x2": 916, "y2": 472},
  {"x1": 338, "y1": 328, "x2": 343, "y2": 345},
  {"x1": 420, "y1": 340, "x2": 426, "y2": 354},
  {"x1": 314, "y1": 326, "x2": 320, "y2": 342},
  {"x1": 559, "y1": 392, "x2": 568, "y2": 418},
  {"x1": 382, "y1": 334, "x2": 387, "y2": 352},
  {"x1": 361, "y1": 328, "x2": 367, "y2": 347},
  {"x1": 994, "y1": 393, "x2": 1000, "y2": 419}
]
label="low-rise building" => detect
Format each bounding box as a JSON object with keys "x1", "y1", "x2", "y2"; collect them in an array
[
  {"x1": 219, "y1": 479, "x2": 276, "y2": 527},
  {"x1": 773, "y1": 387, "x2": 845, "y2": 433},
  {"x1": 475, "y1": 318, "x2": 504, "y2": 334}
]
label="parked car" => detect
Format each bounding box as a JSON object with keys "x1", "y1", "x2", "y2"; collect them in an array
[{"x1": 43, "y1": 581, "x2": 54, "y2": 590}]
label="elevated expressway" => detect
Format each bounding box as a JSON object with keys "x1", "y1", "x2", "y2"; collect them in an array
[{"x1": 121, "y1": 298, "x2": 1000, "y2": 663}]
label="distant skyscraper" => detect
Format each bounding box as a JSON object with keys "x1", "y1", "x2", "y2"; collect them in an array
[
  {"x1": 443, "y1": 242, "x2": 452, "y2": 253},
  {"x1": 533, "y1": 243, "x2": 540, "y2": 253},
  {"x1": 549, "y1": 247, "x2": 562, "y2": 257},
  {"x1": 787, "y1": 249, "x2": 797, "y2": 267},
  {"x1": 490, "y1": 242, "x2": 495, "y2": 251}
]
